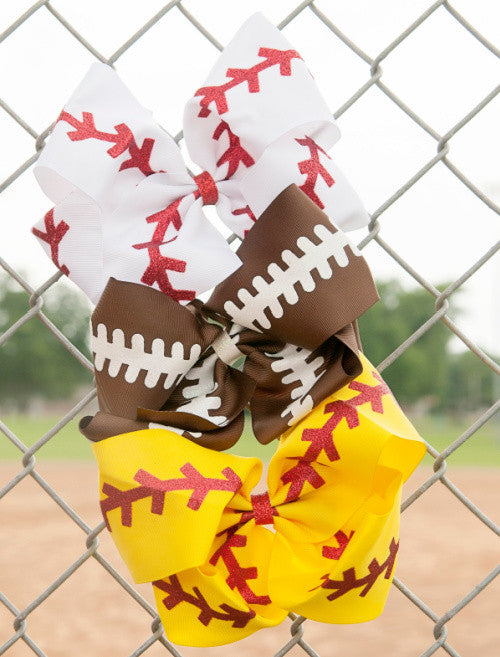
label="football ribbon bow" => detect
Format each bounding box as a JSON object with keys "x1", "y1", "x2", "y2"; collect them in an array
[
  {"x1": 32, "y1": 12, "x2": 368, "y2": 304},
  {"x1": 32, "y1": 12, "x2": 426, "y2": 648}
]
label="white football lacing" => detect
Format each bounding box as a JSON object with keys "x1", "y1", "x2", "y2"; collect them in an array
[
  {"x1": 267, "y1": 343, "x2": 325, "y2": 425},
  {"x1": 91, "y1": 323, "x2": 201, "y2": 389},
  {"x1": 224, "y1": 224, "x2": 360, "y2": 330}
]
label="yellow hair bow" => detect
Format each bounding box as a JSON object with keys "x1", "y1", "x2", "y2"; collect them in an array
[{"x1": 93, "y1": 354, "x2": 425, "y2": 646}]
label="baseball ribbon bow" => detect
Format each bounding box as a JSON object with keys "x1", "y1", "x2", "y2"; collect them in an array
[{"x1": 32, "y1": 12, "x2": 368, "y2": 304}]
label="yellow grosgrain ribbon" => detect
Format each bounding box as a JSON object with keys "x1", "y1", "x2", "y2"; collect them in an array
[{"x1": 93, "y1": 353, "x2": 426, "y2": 646}]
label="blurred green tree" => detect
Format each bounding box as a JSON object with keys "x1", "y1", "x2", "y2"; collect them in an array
[
  {"x1": 0, "y1": 275, "x2": 92, "y2": 410},
  {"x1": 443, "y1": 350, "x2": 495, "y2": 412},
  {"x1": 358, "y1": 280, "x2": 453, "y2": 406}
]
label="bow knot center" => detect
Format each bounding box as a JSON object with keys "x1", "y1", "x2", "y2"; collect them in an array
[
  {"x1": 193, "y1": 171, "x2": 219, "y2": 206},
  {"x1": 250, "y1": 491, "x2": 276, "y2": 526}
]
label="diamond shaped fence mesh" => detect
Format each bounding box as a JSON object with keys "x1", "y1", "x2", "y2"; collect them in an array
[{"x1": 0, "y1": 2, "x2": 498, "y2": 656}]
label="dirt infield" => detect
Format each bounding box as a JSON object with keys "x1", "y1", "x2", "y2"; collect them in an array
[{"x1": 1, "y1": 463, "x2": 498, "y2": 657}]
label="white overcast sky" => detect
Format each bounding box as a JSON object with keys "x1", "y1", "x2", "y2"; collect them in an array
[{"x1": 0, "y1": 0, "x2": 498, "y2": 353}]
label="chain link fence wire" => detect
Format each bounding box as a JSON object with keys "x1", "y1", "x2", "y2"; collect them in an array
[{"x1": 0, "y1": 1, "x2": 499, "y2": 655}]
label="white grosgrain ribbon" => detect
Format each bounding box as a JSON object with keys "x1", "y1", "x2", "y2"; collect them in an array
[{"x1": 32, "y1": 12, "x2": 369, "y2": 305}]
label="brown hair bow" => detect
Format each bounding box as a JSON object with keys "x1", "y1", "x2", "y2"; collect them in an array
[{"x1": 80, "y1": 185, "x2": 378, "y2": 450}]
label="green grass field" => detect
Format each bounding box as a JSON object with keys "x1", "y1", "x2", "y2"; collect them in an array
[{"x1": 0, "y1": 412, "x2": 498, "y2": 466}]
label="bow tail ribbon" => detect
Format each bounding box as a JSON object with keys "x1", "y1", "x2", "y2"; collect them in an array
[{"x1": 92, "y1": 355, "x2": 425, "y2": 646}]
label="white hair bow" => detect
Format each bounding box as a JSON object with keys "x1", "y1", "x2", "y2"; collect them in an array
[{"x1": 33, "y1": 12, "x2": 368, "y2": 304}]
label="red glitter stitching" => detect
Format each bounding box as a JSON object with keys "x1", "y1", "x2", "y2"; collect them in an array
[
  {"x1": 347, "y1": 371, "x2": 392, "y2": 413},
  {"x1": 213, "y1": 120, "x2": 255, "y2": 178},
  {"x1": 296, "y1": 135, "x2": 334, "y2": 209},
  {"x1": 322, "y1": 530, "x2": 355, "y2": 560},
  {"x1": 132, "y1": 198, "x2": 195, "y2": 302},
  {"x1": 320, "y1": 538, "x2": 399, "y2": 600},
  {"x1": 280, "y1": 459, "x2": 325, "y2": 503},
  {"x1": 119, "y1": 137, "x2": 155, "y2": 176},
  {"x1": 153, "y1": 575, "x2": 256, "y2": 628},
  {"x1": 195, "y1": 47, "x2": 303, "y2": 118},
  {"x1": 32, "y1": 209, "x2": 70, "y2": 275},
  {"x1": 232, "y1": 205, "x2": 256, "y2": 221},
  {"x1": 99, "y1": 463, "x2": 242, "y2": 530},
  {"x1": 210, "y1": 532, "x2": 271, "y2": 605},
  {"x1": 303, "y1": 371, "x2": 391, "y2": 460},
  {"x1": 280, "y1": 372, "x2": 391, "y2": 502},
  {"x1": 57, "y1": 110, "x2": 155, "y2": 176}
]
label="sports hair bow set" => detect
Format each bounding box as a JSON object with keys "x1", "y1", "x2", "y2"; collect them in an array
[{"x1": 32, "y1": 13, "x2": 426, "y2": 648}]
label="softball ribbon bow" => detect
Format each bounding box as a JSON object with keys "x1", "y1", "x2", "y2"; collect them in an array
[
  {"x1": 93, "y1": 354, "x2": 425, "y2": 646},
  {"x1": 32, "y1": 13, "x2": 368, "y2": 304}
]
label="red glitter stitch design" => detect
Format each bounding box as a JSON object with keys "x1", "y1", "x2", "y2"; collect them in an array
[
  {"x1": 232, "y1": 205, "x2": 257, "y2": 237},
  {"x1": 153, "y1": 575, "x2": 256, "y2": 628},
  {"x1": 119, "y1": 137, "x2": 155, "y2": 176},
  {"x1": 320, "y1": 538, "x2": 399, "y2": 600},
  {"x1": 132, "y1": 198, "x2": 195, "y2": 302},
  {"x1": 322, "y1": 530, "x2": 355, "y2": 560},
  {"x1": 99, "y1": 463, "x2": 242, "y2": 530},
  {"x1": 280, "y1": 372, "x2": 391, "y2": 502},
  {"x1": 296, "y1": 135, "x2": 335, "y2": 209},
  {"x1": 281, "y1": 460, "x2": 325, "y2": 503},
  {"x1": 32, "y1": 209, "x2": 70, "y2": 275},
  {"x1": 195, "y1": 47, "x2": 303, "y2": 118},
  {"x1": 213, "y1": 120, "x2": 255, "y2": 178},
  {"x1": 57, "y1": 110, "x2": 155, "y2": 176},
  {"x1": 210, "y1": 532, "x2": 271, "y2": 605},
  {"x1": 232, "y1": 205, "x2": 256, "y2": 222}
]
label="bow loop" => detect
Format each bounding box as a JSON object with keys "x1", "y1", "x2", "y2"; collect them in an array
[
  {"x1": 36, "y1": 63, "x2": 190, "y2": 208},
  {"x1": 267, "y1": 354, "x2": 424, "y2": 541},
  {"x1": 33, "y1": 64, "x2": 242, "y2": 304},
  {"x1": 93, "y1": 428, "x2": 262, "y2": 584},
  {"x1": 182, "y1": 13, "x2": 369, "y2": 235},
  {"x1": 184, "y1": 13, "x2": 339, "y2": 175}
]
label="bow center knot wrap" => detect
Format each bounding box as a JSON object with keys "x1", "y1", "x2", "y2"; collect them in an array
[
  {"x1": 249, "y1": 492, "x2": 276, "y2": 526},
  {"x1": 193, "y1": 171, "x2": 219, "y2": 206}
]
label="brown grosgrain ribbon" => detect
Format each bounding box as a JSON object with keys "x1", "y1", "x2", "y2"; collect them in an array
[{"x1": 80, "y1": 185, "x2": 378, "y2": 450}]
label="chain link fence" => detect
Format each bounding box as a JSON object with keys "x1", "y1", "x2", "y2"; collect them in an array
[{"x1": 0, "y1": 1, "x2": 499, "y2": 656}]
